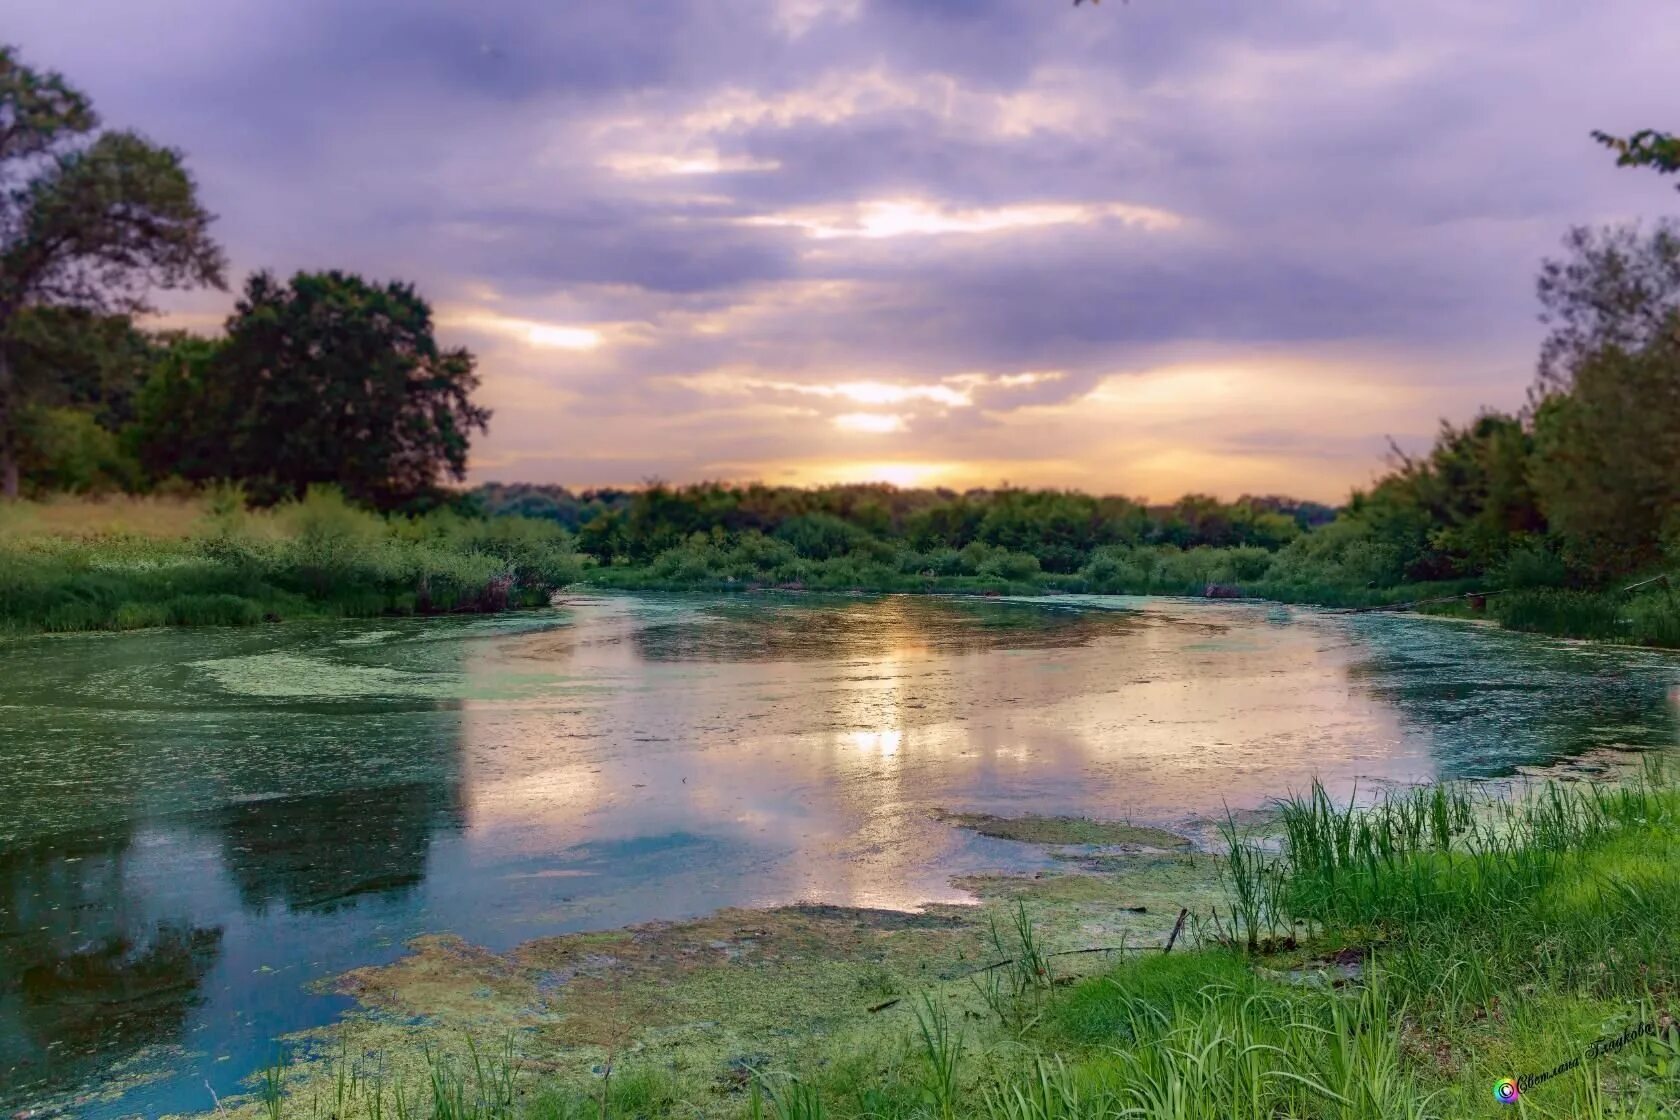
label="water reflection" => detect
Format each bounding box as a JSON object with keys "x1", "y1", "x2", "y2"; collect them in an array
[
  {"x1": 211, "y1": 784, "x2": 464, "y2": 914},
  {"x1": 1344, "y1": 616, "x2": 1680, "y2": 775},
  {"x1": 630, "y1": 596, "x2": 1151, "y2": 662},
  {"x1": 0, "y1": 620, "x2": 475, "y2": 1110},
  {"x1": 0, "y1": 826, "x2": 223, "y2": 1097},
  {"x1": 0, "y1": 595, "x2": 1675, "y2": 1116},
  {"x1": 0, "y1": 776, "x2": 466, "y2": 1107}
]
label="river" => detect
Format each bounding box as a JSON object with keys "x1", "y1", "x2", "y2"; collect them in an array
[{"x1": 1, "y1": 593, "x2": 1676, "y2": 1116}]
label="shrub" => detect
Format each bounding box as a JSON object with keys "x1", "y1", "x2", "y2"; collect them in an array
[
  {"x1": 978, "y1": 550, "x2": 1042, "y2": 581},
  {"x1": 1492, "y1": 537, "x2": 1571, "y2": 589}
]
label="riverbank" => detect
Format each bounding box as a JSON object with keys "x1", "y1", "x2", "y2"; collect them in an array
[
  {"x1": 172, "y1": 753, "x2": 1680, "y2": 1120},
  {"x1": 6, "y1": 494, "x2": 1677, "y2": 650},
  {"x1": 587, "y1": 561, "x2": 1680, "y2": 650},
  {"x1": 0, "y1": 493, "x2": 585, "y2": 635}
]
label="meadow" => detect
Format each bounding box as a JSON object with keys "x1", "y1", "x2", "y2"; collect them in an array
[{"x1": 0, "y1": 489, "x2": 585, "y2": 635}]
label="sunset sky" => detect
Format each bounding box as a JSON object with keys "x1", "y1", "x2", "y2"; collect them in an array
[{"x1": 12, "y1": 0, "x2": 1674, "y2": 501}]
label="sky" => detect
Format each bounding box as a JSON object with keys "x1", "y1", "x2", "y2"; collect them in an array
[{"x1": 11, "y1": 0, "x2": 1677, "y2": 502}]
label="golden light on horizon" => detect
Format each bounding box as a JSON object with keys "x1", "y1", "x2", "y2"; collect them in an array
[
  {"x1": 461, "y1": 326, "x2": 1493, "y2": 503},
  {"x1": 827, "y1": 461, "x2": 949, "y2": 487}
]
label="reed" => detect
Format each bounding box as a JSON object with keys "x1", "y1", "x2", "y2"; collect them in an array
[{"x1": 183, "y1": 745, "x2": 1680, "y2": 1118}]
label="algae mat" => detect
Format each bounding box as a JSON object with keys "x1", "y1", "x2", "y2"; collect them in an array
[{"x1": 2, "y1": 593, "x2": 1676, "y2": 1116}]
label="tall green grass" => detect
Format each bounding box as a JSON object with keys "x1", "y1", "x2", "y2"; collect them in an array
[
  {"x1": 0, "y1": 488, "x2": 586, "y2": 635},
  {"x1": 1491, "y1": 586, "x2": 1680, "y2": 646},
  {"x1": 239, "y1": 761, "x2": 1680, "y2": 1118}
]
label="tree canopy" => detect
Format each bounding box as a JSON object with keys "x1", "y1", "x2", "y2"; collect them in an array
[
  {"x1": 137, "y1": 270, "x2": 490, "y2": 509},
  {"x1": 1535, "y1": 220, "x2": 1680, "y2": 396},
  {"x1": 0, "y1": 44, "x2": 225, "y2": 496}
]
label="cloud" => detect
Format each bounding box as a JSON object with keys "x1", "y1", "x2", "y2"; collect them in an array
[
  {"x1": 740, "y1": 197, "x2": 1181, "y2": 239},
  {"x1": 833, "y1": 412, "x2": 909, "y2": 433},
  {"x1": 7, "y1": 0, "x2": 1672, "y2": 498},
  {"x1": 439, "y1": 311, "x2": 607, "y2": 351}
]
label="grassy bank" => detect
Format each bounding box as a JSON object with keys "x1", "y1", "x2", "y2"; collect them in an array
[
  {"x1": 192, "y1": 758, "x2": 1680, "y2": 1120},
  {"x1": 0, "y1": 492, "x2": 586, "y2": 635},
  {"x1": 582, "y1": 535, "x2": 1680, "y2": 648},
  {"x1": 5, "y1": 496, "x2": 1678, "y2": 649}
]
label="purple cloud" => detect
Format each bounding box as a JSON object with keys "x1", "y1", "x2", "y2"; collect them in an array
[{"x1": 6, "y1": 0, "x2": 1672, "y2": 498}]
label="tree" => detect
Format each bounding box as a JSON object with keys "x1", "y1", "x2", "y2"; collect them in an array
[
  {"x1": 0, "y1": 45, "x2": 225, "y2": 497},
  {"x1": 1, "y1": 306, "x2": 157, "y2": 493},
  {"x1": 1593, "y1": 129, "x2": 1680, "y2": 191},
  {"x1": 129, "y1": 330, "x2": 226, "y2": 483},
  {"x1": 4, "y1": 306, "x2": 157, "y2": 427},
  {"x1": 1531, "y1": 317, "x2": 1680, "y2": 578},
  {"x1": 1535, "y1": 221, "x2": 1680, "y2": 397},
  {"x1": 179, "y1": 270, "x2": 489, "y2": 508}
]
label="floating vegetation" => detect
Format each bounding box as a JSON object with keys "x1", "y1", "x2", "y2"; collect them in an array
[{"x1": 937, "y1": 811, "x2": 1191, "y2": 850}]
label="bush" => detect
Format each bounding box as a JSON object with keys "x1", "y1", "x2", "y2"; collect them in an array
[
  {"x1": 978, "y1": 550, "x2": 1041, "y2": 581},
  {"x1": 164, "y1": 593, "x2": 263, "y2": 626},
  {"x1": 776, "y1": 513, "x2": 875, "y2": 560},
  {"x1": 1265, "y1": 518, "x2": 1403, "y2": 589},
  {"x1": 273, "y1": 486, "x2": 402, "y2": 594},
  {"x1": 0, "y1": 492, "x2": 589, "y2": 634},
  {"x1": 1493, "y1": 537, "x2": 1571, "y2": 589},
  {"x1": 18, "y1": 407, "x2": 141, "y2": 495}
]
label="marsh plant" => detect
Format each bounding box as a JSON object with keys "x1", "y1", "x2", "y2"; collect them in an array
[
  {"x1": 224, "y1": 762, "x2": 1680, "y2": 1119},
  {"x1": 973, "y1": 902, "x2": 1056, "y2": 1032}
]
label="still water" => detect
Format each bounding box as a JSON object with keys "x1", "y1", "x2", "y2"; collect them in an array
[{"x1": 2, "y1": 593, "x2": 1677, "y2": 1116}]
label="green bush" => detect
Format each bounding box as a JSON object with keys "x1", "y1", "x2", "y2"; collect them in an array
[
  {"x1": 1492, "y1": 537, "x2": 1571, "y2": 589},
  {"x1": 0, "y1": 489, "x2": 586, "y2": 634},
  {"x1": 979, "y1": 549, "x2": 1042, "y2": 581},
  {"x1": 164, "y1": 593, "x2": 263, "y2": 626}
]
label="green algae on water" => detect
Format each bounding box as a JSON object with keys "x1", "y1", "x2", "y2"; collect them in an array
[{"x1": 937, "y1": 810, "x2": 1192, "y2": 849}]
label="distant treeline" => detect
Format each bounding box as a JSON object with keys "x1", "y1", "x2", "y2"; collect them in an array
[
  {"x1": 467, "y1": 218, "x2": 1680, "y2": 617},
  {"x1": 470, "y1": 482, "x2": 1336, "y2": 569},
  {"x1": 5, "y1": 38, "x2": 1678, "y2": 644}
]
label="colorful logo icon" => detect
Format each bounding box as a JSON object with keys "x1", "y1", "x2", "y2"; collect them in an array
[{"x1": 1493, "y1": 1077, "x2": 1521, "y2": 1104}]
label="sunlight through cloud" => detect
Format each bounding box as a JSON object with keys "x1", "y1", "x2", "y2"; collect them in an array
[
  {"x1": 742, "y1": 198, "x2": 1182, "y2": 240},
  {"x1": 601, "y1": 152, "x2": 782, "y2": 178},
  {"x1": 442, "y1": 312, "x2": 606, "y2": 351},
  {"x1": 833, "y1": 412, "x2": 908, "y2": 433}
]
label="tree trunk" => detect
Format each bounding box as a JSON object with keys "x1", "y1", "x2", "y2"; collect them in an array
[{"x1": 0, "y1": 345, "x2": 16, "y2": 500}]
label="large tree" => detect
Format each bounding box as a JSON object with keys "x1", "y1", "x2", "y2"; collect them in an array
[
  {"x1": 165, "y1": 270, "x2": 490, "y2": 509},
  {"x1": 1531, "y1": 316, "x2": 1680, "y2": 578},
  {"x1": 0, "y1": 45, "x2": 225, "y2": 497},
  {"x1": 1534, "y1": 220, "x2": 1680, "y2": 397}
]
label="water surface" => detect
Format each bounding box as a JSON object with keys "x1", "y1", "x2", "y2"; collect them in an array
[{"x1": 1, "y1": 593, "x2": 1676, "y2": 1116}]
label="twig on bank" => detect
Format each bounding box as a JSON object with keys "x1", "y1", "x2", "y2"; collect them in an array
[
  {"x1": 869, "y1": 905, "x2": 1194, "y2": 1012},
  {"x1": 1340, "y1": 590, "x2": 1505, "y2": 614},
  {"x1": 1163, "y1": 907, "x2": 1189, "y2": 954}
]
